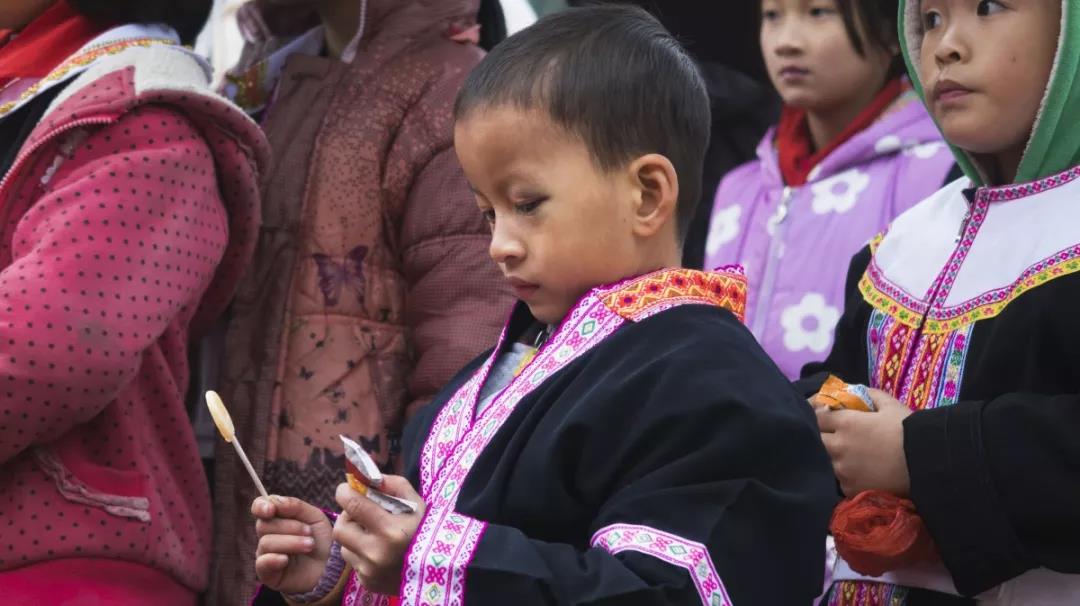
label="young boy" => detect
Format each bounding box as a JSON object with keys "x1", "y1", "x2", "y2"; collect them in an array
[
  {"x1": 251, "y1": 6, "x2": 837, "y2": 605},
  {"x1": 802, "y1": 0, "x2": 1080, "y2": 603}
]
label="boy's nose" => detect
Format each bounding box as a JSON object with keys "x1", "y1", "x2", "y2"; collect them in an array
[{"x1": 489, "y1": 224, "x2": 526, "y2": 266}]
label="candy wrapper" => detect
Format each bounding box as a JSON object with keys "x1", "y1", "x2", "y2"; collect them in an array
[
  {"x1": 814, "y1": 375, "x2": 875, "y2": 412},
  {"x1": 340, "y1": 435, "x2": 418, "y2": 514}
]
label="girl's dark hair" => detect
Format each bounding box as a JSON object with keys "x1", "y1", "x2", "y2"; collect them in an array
[
  {"x1": 477, "y1": 0, "x2": 508, "y2": 51},
  {"x1": 68, "y1": 0, "x2": 212, "y2": 45},
  {"x1": 835, "y1": 0, "x2": 906, "y2": 77}
]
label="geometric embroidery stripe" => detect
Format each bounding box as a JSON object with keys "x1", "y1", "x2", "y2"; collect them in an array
[
  {"x1": 826, "y1": 580, "x2": 909, "y2": 606},
  {"x1": 929, "y1": 325, "x2": 971, "y2": 409},
  {"x1": 591, "y1": 524, "x2": 734, "y2": 606},
  {"x1": 406, "y1": 295, "x2": 626, "y2": 606},
  {"x1": 342, "y1": 577, "x2": 394, "y2": 606},
  {"x1": 866, "y1": 310, "x2": 972, "y2": 412},
  {"x1": 599, "y1": 267, "x2": 748, "y2": 324},
  {"x1": 923, "y1": 243, "x2": 1080, "y2": 333},
  {"x1": 899, "y1": 332, "x2": 949, "y2": 411},
  {"x1": 400, "y1": 511, "x2": 486, "y2": 606},
  {"x1": 419, "y1": 329, "x2": 504, "y2": 499},
  {"x1": 861, "y1": 229, "x2": 1080, "y2": 337}
]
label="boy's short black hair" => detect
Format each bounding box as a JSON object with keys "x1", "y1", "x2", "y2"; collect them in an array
[
  {"x1": 835, "y1": 0, "x2": 906, "y2": 77},
  {"x1": 455, "y1": 4, "x2": 711, "y2": 242},
  {"x1": 68, "y1": 0, "x2": 211, "y2": 45}
]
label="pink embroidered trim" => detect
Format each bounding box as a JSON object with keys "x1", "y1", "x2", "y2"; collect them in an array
[
  {"x1": 342, "y1": 577, "x2": 394, "y2": 606},
  {"x1": 978, "y1": 164, "x2": 1080, "y2": 203},
  {"x1": 407, "y1": 294, "x2": 626, "y2": 606},
  {"x1": 591, "y1": 524, "x2": 733, "y2": 606}
]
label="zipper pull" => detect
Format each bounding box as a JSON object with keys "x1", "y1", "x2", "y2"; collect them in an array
[{"x1": 768, "y1": 187, "x2": 793, "y2": 231}]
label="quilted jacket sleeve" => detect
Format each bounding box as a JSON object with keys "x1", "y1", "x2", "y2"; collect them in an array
[{"x1": 398, "y1": 146, "x2": 512, "y2": 421}]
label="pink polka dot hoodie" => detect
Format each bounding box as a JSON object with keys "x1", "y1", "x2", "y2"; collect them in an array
[{"x1": 0, "y1": 32, "x2": 267, "y2": 596}]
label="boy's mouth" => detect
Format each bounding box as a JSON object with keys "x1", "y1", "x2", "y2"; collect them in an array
[
  {"x1": 932, "y1": 79, "x2": 974, "y2": 104},
  {"x1": 506, "y1": 277, "x2": 540, "y2": 300}
]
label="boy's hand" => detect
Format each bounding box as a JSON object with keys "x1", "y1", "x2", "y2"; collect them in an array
[
  {"x1": 253, "y1": 496, "x2": 335, "y2": 594},
  {"x1": 816, "y1": 389, "x2": 913, "y2": 497},
  {"x1": 333, "y1": 476, "x2": 427, "y2": 595}
]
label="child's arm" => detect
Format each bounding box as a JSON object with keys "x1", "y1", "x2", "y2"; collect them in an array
[
  {"x1": 904, "y1": 393, "x2": 1080, "y2": 596},
  {"x1": 0, "y1": 108, "x2": 229, "y2": 465}
]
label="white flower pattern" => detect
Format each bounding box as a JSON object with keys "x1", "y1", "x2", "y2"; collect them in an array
[
  {"x1": 781, "y1": 292, "x2": 841, "y2": 354},
  {"x1": 705, "y1": 205, "x2": 742, "y2": 257},
  {"x1": 904, "y1": 141, "x2": 947, "y2": 159},
  {"x1": 873, "y1": 135, "x2": 903, "y2": 154},
  {"x1": 811, "y1": 169, "x2": 871, "y2": 215}
]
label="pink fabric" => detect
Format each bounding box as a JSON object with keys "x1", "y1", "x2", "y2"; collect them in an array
[
  {"x1": 0, "y1": 54, "x2": 266, "y2": 594},
  {"x1": 0, "y1": 558, "x2": 196, "y2": 605},
  {"x1": 212, "y1": 2, "x2": 511, "y2": 603}
]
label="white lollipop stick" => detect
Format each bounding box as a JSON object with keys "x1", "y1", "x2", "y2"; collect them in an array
[{"x1": 205, "y1": 390, "x2": 269, "y2": 499}]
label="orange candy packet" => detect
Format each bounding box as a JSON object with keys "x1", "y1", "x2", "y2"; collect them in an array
[{"x1": 814, "y1": 375, "x2": 875, "y2": 412}]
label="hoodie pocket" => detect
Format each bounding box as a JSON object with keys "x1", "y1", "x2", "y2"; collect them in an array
[{"x1": 33, "y1": 447, "x2": 151, "y2": 523}]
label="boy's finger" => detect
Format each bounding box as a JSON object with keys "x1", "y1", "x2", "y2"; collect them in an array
[
  {"x1": 335, "y1": 482, "x2": 391, "y2": 527},
  {"x1": 334, "y1": 520, "x2": 372, "y2": 556},
  {"x1": 254, "y1": 495, "x2": 331, "y2": 527},
  {"x1": 820, "y1": 432, "x2": 842, "y2": 460},
  {"x1": 251, "y1": 497, "x2": 277, "y2": 519},
  {"x1": 256, "y1": 534, "x2": 316, "y2": 557},
  {"x1": 815, "y1": 405, "x2": 837, "y2": 433},
  {"x1": 256, "y1": 517, "x2": 313, "y2": 539},
  {"x1": 381, "y1": 475, "x2": 422, "y2": 502},
  {"x1": 254, "y1": 553, "x2": 288, "y2": 585}
]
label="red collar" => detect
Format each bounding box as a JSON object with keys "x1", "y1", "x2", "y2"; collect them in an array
[
  {"x1": 777, "y1": 77, "x2": 905, "y2": 187},
  {"x1": 0, "y1": 1, "x2": 110, "y2": 87}
]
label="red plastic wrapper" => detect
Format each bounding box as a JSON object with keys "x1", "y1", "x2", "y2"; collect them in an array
[{"x1": 830, "y1": 490, "x2": 939, "y2": 577}]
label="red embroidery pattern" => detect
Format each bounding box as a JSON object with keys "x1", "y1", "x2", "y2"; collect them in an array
[{"x1": 600, "y1": 267, "x2": 748, "y2": 324}]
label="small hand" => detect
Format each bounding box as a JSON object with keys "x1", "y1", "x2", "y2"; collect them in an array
[
  {"x1": 333, "y1": 476, "x2": 427, "y2": 595},
  {"x1": 816, "y1": 389, "x2": 913, "y2": 497},
  {"x1": 252, "y1": 495, "x2": 335, "y2": 594}
]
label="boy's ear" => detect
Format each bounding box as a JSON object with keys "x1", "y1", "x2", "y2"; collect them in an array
[{"x1": 628, "y1": 153, "x2": 679, "y2": 239}]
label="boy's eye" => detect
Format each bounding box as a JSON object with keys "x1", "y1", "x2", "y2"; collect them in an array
[
  {"x1": 923, "y1": 10, "x2": 942, "y2": 30},
  {"x1": 762, "y1": 8, "x2": 780, "y2": 21},
  {"x1": 480, "y1": 209, "x2": 496, "y2": 225},
  {"x1": 809, "y1": 7, "x2": 836, "y2": 17},
  {"x1": 976, "y1": 0, "x2": 1005, "y2": 17},
  {"x1": 515, "y1": 197, "x2": 547, "y2": 215}
]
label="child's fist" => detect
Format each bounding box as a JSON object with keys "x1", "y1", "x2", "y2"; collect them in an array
[
  {"x1": 252, "y1": 495, "x2": 335, "y2": 594},
  {"x1": 333, "y1": 476, "x2": 427, "y2": 594}
]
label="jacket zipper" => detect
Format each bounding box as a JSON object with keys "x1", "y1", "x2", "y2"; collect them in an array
[
  {"x1": 750, "y1": 186, "x2": 794, "y2": 340},
  {"x1": 0, "y1": 116, "x2": 115, "y2": 231}
]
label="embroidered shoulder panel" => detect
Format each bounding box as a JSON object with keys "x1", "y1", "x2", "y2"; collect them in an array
[
  {"x1": 861, "y1": 243, "x2": 1080, "y2": 333},
  {"x1": 599, "y1": 267, "x2": 748, "y2": 324},
  {"x1": 591, "y1": 524, "x2": 733, "y2": 606}
]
